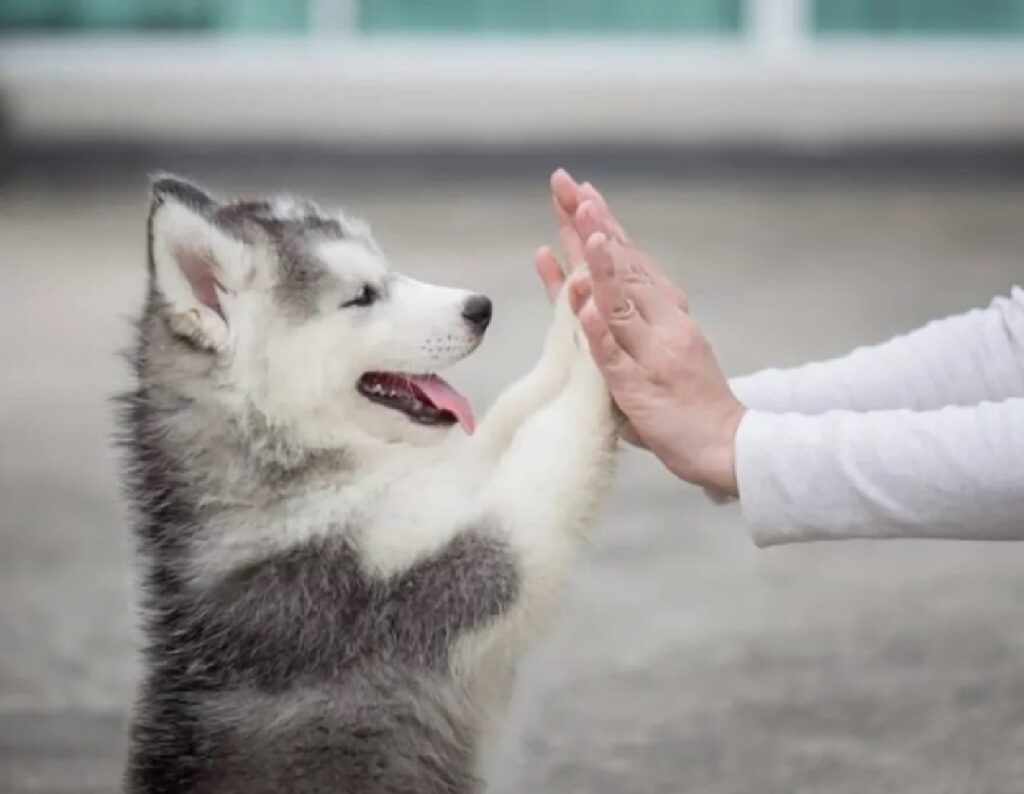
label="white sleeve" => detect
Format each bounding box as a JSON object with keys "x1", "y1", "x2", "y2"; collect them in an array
[
  {"x1": 736, "y1": 400, "x2": 1024, "y2": 546},
  {"x1": 730, "y1": 287, "x2": 1024, "y2": 413}
]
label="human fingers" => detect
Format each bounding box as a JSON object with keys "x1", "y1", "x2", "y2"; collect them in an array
[
  {"x1": 575, "y1": 199, "x2": 626, "y2": 247},
  {"x1": 575, "y1": 207, "x2": 688, "y2": 317},
  {"x1": 579, "y1": 181, "x2": 629, "y2": 242},
  {"x1": 551, "y1": 168, "x2": 582, "y2": 218},
  {"x1": 584, "y1": 232, "x2": 652, "y2": 361},
  {"x1": 598, "y1": 235, "x2": 686, "y2": 327},
  {"x1": 550, "y1": 169, "x2": 586, "y2": 269},
  {"x1": 567, "y1": 269, "x2": 593, "y2": 315},
  {"x1": 534, "y1": 246, "x2": 566, "y2": 303},
  {"x1": 579, "y1": 301, "x2": 641, "y2": 383}
]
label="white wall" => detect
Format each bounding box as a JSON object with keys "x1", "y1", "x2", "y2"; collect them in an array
[{"x1": 2, "y1": 33, "x2": 1023, "y2": 146}]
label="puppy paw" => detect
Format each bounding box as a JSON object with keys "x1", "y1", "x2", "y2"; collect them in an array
[
  {"x1": 562, "y1": 265, "x2": 595, "y2": 349},
  {"x1": 568, "y1": 345, "x2": 615, "y2": 428},
  {"x1": 542, "y1": 272, "x2": 583, "y2": 365}
]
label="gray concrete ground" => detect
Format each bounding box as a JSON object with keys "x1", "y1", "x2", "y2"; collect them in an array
[{"x1": 2, "y1": 169, "x2": 1024, "y2": 793}]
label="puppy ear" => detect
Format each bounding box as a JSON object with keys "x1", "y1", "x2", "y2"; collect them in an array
[{"x1": 148, "y1": 175, "x2": 251, "y2": 351}]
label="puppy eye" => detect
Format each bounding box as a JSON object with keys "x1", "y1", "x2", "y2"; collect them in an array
[{"x1": 340, "y1": 285, "x2": 378, "y2": 309}]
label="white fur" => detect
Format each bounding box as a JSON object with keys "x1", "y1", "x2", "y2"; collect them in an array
[
  {"x1": 153, "y1": 194, "x2": 618, "y2": 759},
  {"x1": 151, "y1": 199, "x2": 253, "y2": 352}
]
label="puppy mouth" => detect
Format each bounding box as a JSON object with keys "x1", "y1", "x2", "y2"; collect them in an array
[{"x1": 357, "y1": 372, "x2": 475, "y2": 434}]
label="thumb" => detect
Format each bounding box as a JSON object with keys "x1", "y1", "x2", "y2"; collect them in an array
[
  {"x1": 534, "y1": 246, "x2": 565, "y2": 303},
  {"x1": 567, "y1": 271, "x2": 593, "y2": 315}
]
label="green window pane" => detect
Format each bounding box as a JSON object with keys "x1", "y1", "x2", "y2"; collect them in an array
[
  {"x1": 0, "y1": 0, "x2": 307, "y2": 33},
  {"x1": 814, "y1": 0, "x2": 1024, "y2": 36},
  {"x1": 357, "y1": 0, "x2": 744, "y2": 36}
]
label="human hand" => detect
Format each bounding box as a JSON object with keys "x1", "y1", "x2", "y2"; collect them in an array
[
  {"x1": 540, "y1": 169, "x2": 746, "y2": 496},
  {"x1": 535, "y1": 170, "x2": 649, "y2": 446},
  {"x1": 534, "y1": 169, "x2": 627, "y2": 301}
]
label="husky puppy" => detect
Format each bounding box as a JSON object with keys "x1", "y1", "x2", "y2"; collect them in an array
[{"x1": 119, "y1": 176, "x2": 619, "y2": 793}]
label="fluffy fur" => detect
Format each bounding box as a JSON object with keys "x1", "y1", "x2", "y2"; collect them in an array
[{"x1": 118, "y1": 176, "x2": 619, "y2": 793}]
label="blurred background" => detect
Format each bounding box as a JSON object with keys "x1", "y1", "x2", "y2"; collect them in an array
[{"x1": 2, "y1": 2, "x2": 1024, "y2": 793}]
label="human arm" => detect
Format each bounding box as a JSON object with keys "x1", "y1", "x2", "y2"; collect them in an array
[
  {"x1": 737, "y1": 399, "x2": 1024, "y2": 545},
  {"x1": 539, "y1": 170, "x2": 1024, "y2": 545},
  {"x1": 731, "y1": 288, "x2": 1024, "y2": 414}
]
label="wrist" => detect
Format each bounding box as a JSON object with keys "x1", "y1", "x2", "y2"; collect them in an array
[{"x1": 701, "y1": 403, "x2": 744, "y2": 497}]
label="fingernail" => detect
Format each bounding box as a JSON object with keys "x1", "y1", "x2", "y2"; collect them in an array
[
  {"x1": 569, "y1": 285, "x2": 585, "y2": 314},
  {"x1": 569, "y1": 273, "x2": 592, "y2": 297}
]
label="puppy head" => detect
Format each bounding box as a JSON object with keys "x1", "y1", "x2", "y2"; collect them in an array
[{"x1": 145, "y1": 176, "x2": 490, "y2": 450}]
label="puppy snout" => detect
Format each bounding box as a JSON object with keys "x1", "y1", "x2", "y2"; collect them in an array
[{"x1": 462, "y1": 295, "x2": 492, "y2": 333}]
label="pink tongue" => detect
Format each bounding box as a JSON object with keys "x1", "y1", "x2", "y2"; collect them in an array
[{"x1": 408, "y1": 374, "x2": 476, "y2": 434}]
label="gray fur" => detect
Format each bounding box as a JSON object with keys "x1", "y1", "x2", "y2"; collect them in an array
[{"x1": 118, "y1": 177, "x2": 520, "y2": 793}]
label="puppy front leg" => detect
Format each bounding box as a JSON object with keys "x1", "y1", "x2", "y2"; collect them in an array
[
  {"x1": 452, "y1": 337, "x2": 619, "y2": 733},
  {"x1": 478, "y1": 330, "x2": 620, "y2": 650},
  {"x1": 472, "y1": 284, "x2": 577, "y2": 457}
]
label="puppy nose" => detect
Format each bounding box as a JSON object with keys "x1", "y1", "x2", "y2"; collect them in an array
[{"x1": 462, "y1": 295, "x2": 492, "y2": 332}]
